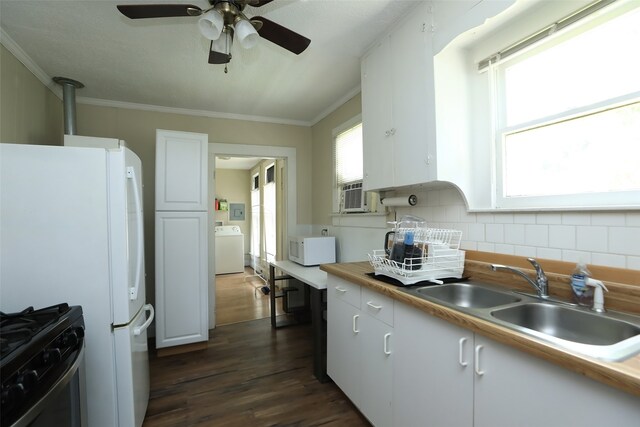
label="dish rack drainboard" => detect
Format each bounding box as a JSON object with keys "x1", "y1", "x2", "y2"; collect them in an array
[{"x1": 368, "y1": 228, "x2": 465, "y2": 285}]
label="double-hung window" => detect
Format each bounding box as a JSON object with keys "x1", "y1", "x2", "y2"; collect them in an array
[
  {"x1": 488, "y1": 0, "x2": 640, "y2": 209},
  {"x1": 333, "y1": 116, "x2": 363, "y2": 212}
]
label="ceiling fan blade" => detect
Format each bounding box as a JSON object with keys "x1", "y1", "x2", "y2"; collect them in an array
[
  {"x1": 208, "y1": 42, "x2": 231, "y2": 64},
  {"x1": 251, "y1": 16, "x2": 310, "y2": 55},
  {"x1": 117, "y1": 4, "x2": 202, "y2": 19}
]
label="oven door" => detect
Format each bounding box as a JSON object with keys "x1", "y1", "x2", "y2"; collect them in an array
[{"x1": 13, "y1": 344, "x2": 87, "y2": 427}]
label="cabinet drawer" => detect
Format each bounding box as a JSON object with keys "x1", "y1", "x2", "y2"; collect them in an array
[
  {"x1": 362, "y1": 287, "x2": 394, "y2": 326},
  {"x1": 329, "y1": 276, "x2": 361, "y2": 309}
]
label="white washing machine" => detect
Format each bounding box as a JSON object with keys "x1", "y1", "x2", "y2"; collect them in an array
[{"x1": 214, "y1": 225, "x2": 245, "y2": 274}]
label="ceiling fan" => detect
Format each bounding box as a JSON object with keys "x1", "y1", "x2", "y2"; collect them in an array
[{"x1": 117, "y1": 0, "x2": 311, "y2": 68}]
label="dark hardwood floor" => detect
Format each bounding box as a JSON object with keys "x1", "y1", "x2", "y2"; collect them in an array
[{"x1": 143, "y1": 318, "x2": 371, "y2": 426}]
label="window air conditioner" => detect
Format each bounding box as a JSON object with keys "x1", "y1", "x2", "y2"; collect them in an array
[{"x1": 341, "y1": 181, "x2": 370, "y2": 213}]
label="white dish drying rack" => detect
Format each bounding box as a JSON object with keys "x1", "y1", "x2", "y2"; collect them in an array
[{"x1": 368, "y1": 228, "x2": 465, "y2": 285}]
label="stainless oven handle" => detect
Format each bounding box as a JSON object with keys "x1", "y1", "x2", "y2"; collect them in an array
[{"x1": 12, "y1": 343, "x2": 85, "y2": 427}]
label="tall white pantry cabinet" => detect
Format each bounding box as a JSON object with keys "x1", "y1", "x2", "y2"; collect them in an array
[{"x1": 155, "y1": 129, "x2": 209, "y2": 349}]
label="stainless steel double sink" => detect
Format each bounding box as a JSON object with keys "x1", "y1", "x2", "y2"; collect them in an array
[{"x1": 400, "y1": 281, "x2": 640, "y2": 361}]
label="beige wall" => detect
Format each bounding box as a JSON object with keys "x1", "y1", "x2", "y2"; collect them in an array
[
  {"x1": 214, "y1": 168, "x2": 251, "y2": 253},
  {"x1": 1, "y1": 46, "x2": 314, "y2": 309},
  {"x1": 0, "y1": 45, "x2": 62, "y2": 145},
  {"x1": 310, "y1": 93, "x2": 362, "y2": 225}
]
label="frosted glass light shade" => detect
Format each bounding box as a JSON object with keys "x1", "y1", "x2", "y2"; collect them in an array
[
  {"x1": 198, "y1": 10, "x2": 224, "y2": 40},
  {"x1": 235, "y1": 19, "x2": 259, "y2": 49}
]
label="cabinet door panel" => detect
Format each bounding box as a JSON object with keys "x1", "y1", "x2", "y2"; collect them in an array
[
  {"x1": 393, "y1": 304, "x2": 473, "y2": 427},
  {"x1": 327, "y1": 290, "x2": 361, "y2": 407},
  {"x1": 155, "y1": 129, "x2": 208, "y2": 211},
  {"x1": 474, "y1": 336, "x2": 640, "y2": 427},
  {"x1": 155, "y1": 211, "x2": 208, "y2": 348},
  {"x1": 360, "y1": 313, "x2": 393, "y2": 427},
  {"x1": 391, "y1": 3, "x2": 434, "y2": 186},
  {"x1": 361, "y1": 36, "x2": 394, "y2": 192}
]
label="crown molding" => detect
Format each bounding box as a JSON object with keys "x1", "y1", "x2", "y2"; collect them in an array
[
  {"x1": 1, "y1": 26, "x2": 347, "y2": 128},
  {"x1": 0, "y1": 28, "x2": 62, "y2": 99},
  {"x1": 76, "y1": 96, "x2": 311, "y2": 127}
]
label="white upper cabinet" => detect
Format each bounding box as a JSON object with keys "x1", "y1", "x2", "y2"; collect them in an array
[
  {"x1": 155, "y1": 129, "x2": 208, "y2": 211},
  {"x1": 362, "y1": 2, "x2": 434, "y2": 192}
]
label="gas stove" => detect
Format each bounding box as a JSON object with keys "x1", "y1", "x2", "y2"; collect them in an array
[{"x1": 0, "y1": 303, "x2": 85, "y2": 426}]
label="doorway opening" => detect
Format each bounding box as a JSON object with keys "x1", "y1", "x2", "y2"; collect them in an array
[{"x1": 208, "y1": 143, "x2": 299, "y2": 329}]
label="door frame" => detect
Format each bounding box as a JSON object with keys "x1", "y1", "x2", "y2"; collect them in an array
[{"x1": 207, "y1": 143, "x2": 299, "y2": 328}]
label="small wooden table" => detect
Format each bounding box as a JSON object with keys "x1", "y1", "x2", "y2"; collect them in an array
[{"x1": 269, "y1": 260, "x2": 328, "y2": 383}]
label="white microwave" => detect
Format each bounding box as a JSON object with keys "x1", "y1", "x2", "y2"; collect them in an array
[{"x1": 288, "y1": 236, "x2": 336, "y2": 266}]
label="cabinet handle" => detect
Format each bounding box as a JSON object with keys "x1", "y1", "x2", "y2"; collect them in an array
[
  {"x1": 475, "y1": 345, "x2": 485, "y2": 376},
  {"x1": 366, "y1": 301, "x2": 382, "y2": 310},
  {"x1": 458, "y1": 337, "x2": 468, "y2": 367},
  {"x1": 352, "y1": 314, "x2": 359, "y2": 334},
  {"x1": 383, "y1": 333, "x2": 392, "y2": 355},
  {"x1": 335, "y1": 286, "x2": 347, "y2": 294}
]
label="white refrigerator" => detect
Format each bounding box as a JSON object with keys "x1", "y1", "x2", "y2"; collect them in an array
[{"x1": 0, "y1": 139, "x2": 154, "y2": 427}]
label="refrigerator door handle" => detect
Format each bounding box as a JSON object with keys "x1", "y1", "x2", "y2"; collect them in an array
[
  {"x1": 134, "y1": 304, "x2": 155, "y2": 336},
  {"x1": 127, "y1": 166, "x2": 144, "y2": 301}
]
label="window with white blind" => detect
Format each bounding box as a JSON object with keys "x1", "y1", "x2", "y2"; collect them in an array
[
  {"x1": 488, "y1": 0, "x2": 640, "y2": 208},
  {"x1": 333, "y1": 116, "x2": 363, "y2": 212}
]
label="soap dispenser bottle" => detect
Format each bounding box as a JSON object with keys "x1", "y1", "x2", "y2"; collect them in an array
[{"x1": 570, "y1": 261, "x2": 593, "y2": 306}]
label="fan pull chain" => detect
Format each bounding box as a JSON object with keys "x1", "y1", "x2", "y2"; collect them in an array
[{"x1": 224, "y1": 64, "x2": 228, "y2": 74}]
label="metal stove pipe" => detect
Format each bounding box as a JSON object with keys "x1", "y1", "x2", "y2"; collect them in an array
[{"x1": 52, "y1": 77, "x2": 84, "y2": 135}]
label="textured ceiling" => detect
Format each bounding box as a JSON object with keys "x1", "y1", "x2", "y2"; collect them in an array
[{"x1": 1, "y1": 0, "x2": 422, "y2": 125}]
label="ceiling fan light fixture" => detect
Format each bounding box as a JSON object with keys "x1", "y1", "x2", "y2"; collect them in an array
[
  {"x1": 198, "y1": 9, "x2": 224, "y2": 40},
  {"x1": 234, "y1": 18, "x2": 259, "y2": 49},
  {"x1": 210, "y1": 26, "x2": 234, "y2": 62}
]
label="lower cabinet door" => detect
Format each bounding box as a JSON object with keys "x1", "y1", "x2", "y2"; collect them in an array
[
  {"x1": 155, "y1": 211, "x2": 208, "y2": 348},
  {"x1": 473, "y1": 335, "x2": 640, "y2": 427},
  {"x1": 359, "y1": 313, "x2": 393, "y2": 427},
  {"x1": 327, "y1": 293, "x2": 361, "y2": 407},
  {"x1": 393, "y1": 304, "x2": 474, "y2": 427}
]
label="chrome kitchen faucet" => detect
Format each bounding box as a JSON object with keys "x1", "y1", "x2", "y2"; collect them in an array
[{"x1": 491, "y1": 258, "x2": 549, "y2": 299}]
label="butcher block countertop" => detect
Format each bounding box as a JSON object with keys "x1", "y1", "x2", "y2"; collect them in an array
[{"x1": 320, "y1": 260, "x2": 640, "y2": 398}]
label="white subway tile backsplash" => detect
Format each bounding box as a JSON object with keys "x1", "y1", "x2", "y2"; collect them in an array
[
  {"x1": 562, "y1": 250, "x2": 592, "y2": 264},
  {"x1": 461, "y1": 241, "x2": 478, "y2": 251},
  {"x1": 591, "y1": 253, "x2": 626, "y2": 269},
  {"x1": 476, "y1": 213, "x2": 495, "y2": 223},
  {"x1": 525, "y1": 225, "x2": 549, "y2": 247},
  {"x1": 374, "y1": 184, "x2": 639, "y2": 270},
  {"x1": 495, "y1": 213, "x2": 514, "y2": 224},
  {"x1": 537, "y1": 247, "x2": 562, "y2": 261},
  {"x1": 504, "y1": 224, "x2": 526, "y2": 245},
  {"x1": 495, "y1": 244, "x2": 515, "y2": 255},
  {"x1": 627, "y1": 256, "x2": 640, "y2": 270},
  {"x1": 486, "y1": 224, "x2": 505, "y2": 243},
  {"x1": 536, "y1": 213, "x2": 562, "y2": 225},
  {"x1": 514, "y1": 213, "x2": 537, "y2": 224},
  {"x1": 609, "y1": 227, "x2": 640, "y2": 256},
  {"x1": 562, "y1": 213, "x2": 591, "y2": 225},
  {"x1": 445, "y1": 205, "x2": 460, "y2": 222},
  {"x1": 515, "y1": 246, "x2": 537, "y2": 257},
  {"x1": 477, "y1": 242, "x2": 495, "y2": 252},
  {"x1": 467, "y1": 223, "x2": 485, "y2": 241},
  {"x1": 626, "y1": 212, "x2": 640, "y2": 227},
  {"x1": 548, "y1": 225, "x2": 576, "y2": 249},
  {"x1": 576, "y1": 226, "x2": 608, "y2": 252},
  {"x1": 591, "y1": 213, "x2": 626, "y2": 226}
]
